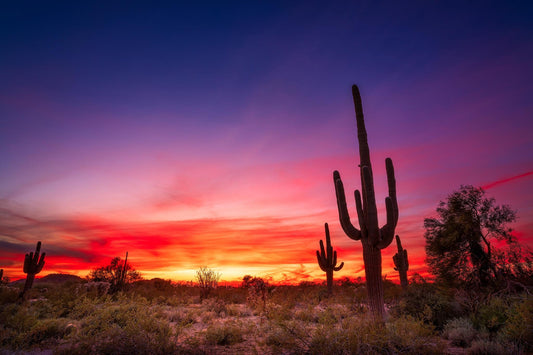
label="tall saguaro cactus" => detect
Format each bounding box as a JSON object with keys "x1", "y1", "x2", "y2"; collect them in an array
[
  {"x1": 333, "y1": 85, "x2": 399, "y2": 319},
  {"x1": 393, "y1": 235, "x2": 409, "y2": 290},
  {"x1": 21, "y1": 241, "x2": 46, "y2": 299},
  {"x1": 316, "y1": 223, "x2": 344, "y2": 295}
]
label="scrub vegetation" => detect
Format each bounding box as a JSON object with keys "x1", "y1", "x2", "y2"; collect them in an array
[{"x1": 0, "y1": 274, "x2": 531, "y2": 354}]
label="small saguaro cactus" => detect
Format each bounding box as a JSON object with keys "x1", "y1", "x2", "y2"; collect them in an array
[
  {"x1": 20, "y1": 241, "x2": 46, "y2": 299},
  {"x1": 117, "y1": 251, "x2": 128, "y2": 290},
  {"x1": 0, "y1": 269, "x2": 3, "y2": 283},
  {"x1": 316, "y1": 223, "x2": 344, "y2": 295},
  {"x1": 393, "y1": 235, "x2": 409, "y2": 290},
  {"x1": 333, "y1": 84, "x2": 399, "y2": 320}
]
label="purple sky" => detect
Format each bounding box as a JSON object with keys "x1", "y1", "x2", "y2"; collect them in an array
[{"x1": 1, "y1": 1, "x2": 532, "y2": 282}]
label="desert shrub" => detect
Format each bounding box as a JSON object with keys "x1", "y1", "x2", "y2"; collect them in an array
[
  {"x1": 0, "y1": 286, "x2": 20, "y2": 304},
  {"x1": 392, "y1": 280, "x2": 462, "y2": 329},
  {"x1": 294, "y1": 304, "x2": 318, "y2": 322},
  {"x1": 0, "y1": 301, "x2": 77, "y2": 350},
  {"x1": 202, "y1": 297, "x2": 228, "y2": 317},
  {"x1": 265, "y1": 320, "x2": 309, "y2": 354},
  {"x1": 205, "y1": 321, "x2": 245, "y2": 346},
  {"x1": 498, "y1": 297, "x2": 533, "y2": 352},
  {"x1": 165, "y1": 307, "x2": 196, "y2": 326},
  {"x1": 443, "y1": 317, "x2": 477, "y2": 347},
  {"x1": 56, "y1": 296, "x2": 177, "y2": 354},
  {"x1": 467, "y1": 339, "x2": 517, "y2": 355},
  {"x1": 24, "y1": 318, "x2": 72, "y2": 347},
  {"x1": 309, "y1": 315, "x2": 444, "y2": 354},
  {"x1": 385, "y1": 316, "x2": 445, "y2": 353},
  {"x1": 214, "y1": 286, "x2": 247, "y2": 304},
  {"x1": 473, "y1": 296, "x2": 508, "y2": 334},
  {"x1": 0, "y1": 303, "x2": 38, "y2": 348}
]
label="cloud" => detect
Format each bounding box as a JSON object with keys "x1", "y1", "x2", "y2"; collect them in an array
[{"x1": 481, "y1": 171, "x2": 533, "y2": 190}]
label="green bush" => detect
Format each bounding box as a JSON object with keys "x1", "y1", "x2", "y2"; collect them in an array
[
  {"x1": 205, "y1": 321, "x2": 245, "y2": 345},
  {"x1": 473, "y1": 297, "x2": 508, "y2": 334},
  {"x1": 57, "y1": 296, "x2": 178, "y2": 354},
  {"x1": 499, "y1": 297, "x2": 533, "y2": 352},
  {"x1": 309, "y1": 315, "x2": 445, "y2": 354},
  {"x1": 443, "y1": 317, "x2": 477, "y2": 347},
  {"x1": 392, "y1": 281, "x2": 462, "y2": 329},
  {"x1": 467, "y1": 339, "x2": 517, "y2": 355},
  {"x1": 0, "y1": 286, "x2": 20, "y2": 305}
]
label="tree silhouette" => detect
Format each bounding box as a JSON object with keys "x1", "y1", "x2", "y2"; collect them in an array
[
  {"x1": 424, "y1": 185, "x2": 531, "y2": 289},
  {"x1": 196, "y1": 266, "x2": 221, "y2": 300},
  {"x1": 87, "y1": 253, "x2": 141, "y2": 293}
]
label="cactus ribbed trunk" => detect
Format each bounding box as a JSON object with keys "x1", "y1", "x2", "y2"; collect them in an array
[
  {"x1": 398, "y1": 265, "x2": 408, "y2": 289},
  {"x1": 363, "y1": 244, "x2": 384, "y2": 319},
  {"x1": 22, "y1": 274, "x2": 36, "y2": 295},
  {"x1": 333, "y1": 85, "x2": 399, "y2": 320},
  {"x1": 326, "y1": 269, "x2": 333, "y2": 294}
]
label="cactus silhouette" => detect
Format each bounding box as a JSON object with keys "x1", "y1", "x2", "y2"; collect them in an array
[
  {"x1": 20, "y1": 241, "x2": 46, "y2": 299},
  {"x1": 333, "y1": 84, "x2": 399, "y2": 319},
  {"x1": 393, "y1": 235, "x2": 409, "y2": 290},
  {"x1": 316, "y1": 223, "x2": 344, "y2": 295},
  {"x1": 117, "y1": 251, "x2": 128, "y2": 291},
  {"x1": 0, "y1": 269, "x2": 3, "y2": 283}
]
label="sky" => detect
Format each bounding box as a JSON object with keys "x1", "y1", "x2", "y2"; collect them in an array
[{"x1": 1, "y1": 1, "x2": 532, "y2": 284}]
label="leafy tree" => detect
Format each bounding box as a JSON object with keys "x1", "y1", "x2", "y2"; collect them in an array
[
  {"x1": 87, "y1": 254, "x2": 142, "y2": 293},
  {"x1": 195, "y1": 266, "x2": 220, "y2": 300},
  {"x1": 424, "y1": 185, "x2": 531, "y2": 289}
]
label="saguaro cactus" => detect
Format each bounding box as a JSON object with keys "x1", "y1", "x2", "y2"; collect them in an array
[
  {"x1": 316, "y1": 223, "x2": 344, "y2": 295},
  {"x1": 0, "y1": 269, "x2": 3, "y2": 283},
  {"x1": 21, "y1": 241, "x2": 46, "y2": 299},
  {"x1": 333, "y1": 84, "x2": 399, "y2": 319},
  {"x1": 393, "y1": 235, "x2": 409, "y2": 290},
  {"x1": 118, "y1": 251, "x2": 128, "y2": 289}
]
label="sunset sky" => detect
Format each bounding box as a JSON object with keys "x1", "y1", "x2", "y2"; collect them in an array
[{"x1": 1, "y1": 1, "x2": 532, "y2": 284}]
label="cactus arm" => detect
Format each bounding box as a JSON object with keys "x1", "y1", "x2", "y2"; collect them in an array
[
  {"x1": 334, "y1": 171, "x2": 362, "y2": 240},
  {"x1": 23, "y1": 254, "x2": 30, "y2": 273},
  {"x1": 377, "y1": 158, "x2": 398, "y2": 249},
  {"x1": 354, "y1": 190, "x2": 367, "y2": 235},
  {"x1": 334, "y1": 261, "x2": 344, "y2": 271},
  {"x1": 33, "y1": 242, "x2": 41, "y2": 264},
  {"x1": 36, "y1": 253, "x2": 46, "y2": 273},
  {"x1": 316, "y1": 250, "x2": 327, "y2": 271}
]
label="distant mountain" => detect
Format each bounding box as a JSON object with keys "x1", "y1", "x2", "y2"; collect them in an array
[
  {"x1": 10, "y1": 273, "x2": 84, "y2": 285},
  {"x1": 37, "y1": 273, "x2": 84, "y2": 284}
]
